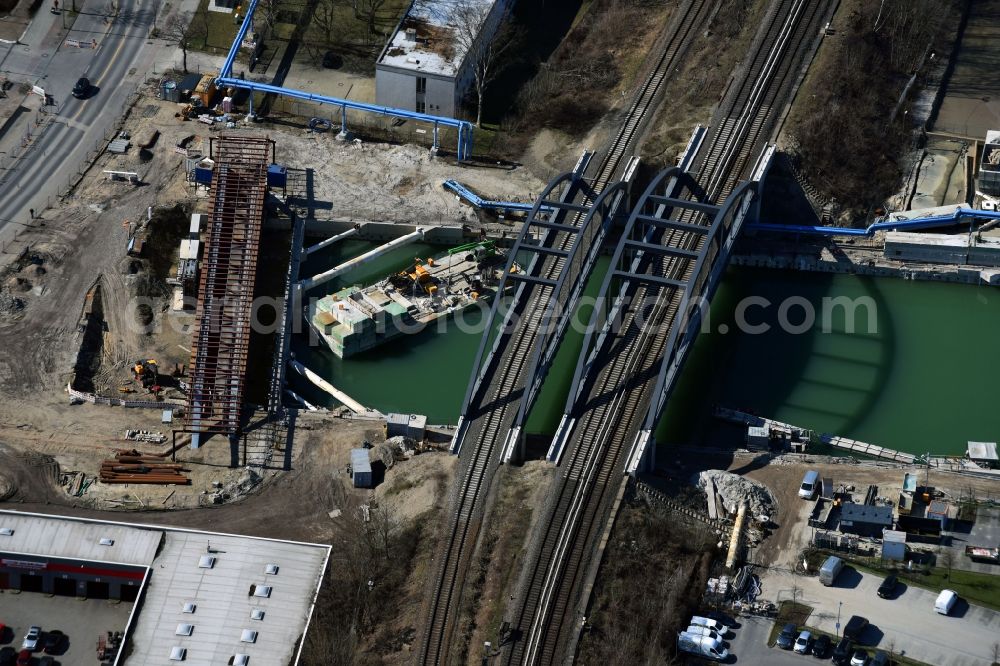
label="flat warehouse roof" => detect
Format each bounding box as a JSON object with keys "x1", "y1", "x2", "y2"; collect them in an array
[
  {"x1": 125, "y1": 529, "x2": 329, "y2": 666},
  {"x1": 379, "y1": 0, "x2": 498, "y2": 76},
  {"x1": 0, "y1": 512, "x2": 161, "y2": 566},
  {"x1": 0, "y1": 511, "x2": 330, "y2": 666}
]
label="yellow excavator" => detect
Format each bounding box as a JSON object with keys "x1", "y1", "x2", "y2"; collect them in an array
[{"x1": 132, "y1": 359, "x2": 158, "y2": 389}]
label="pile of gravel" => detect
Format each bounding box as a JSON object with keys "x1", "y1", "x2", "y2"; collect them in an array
[{"x1": 697, "y1": 469, "x2": 777, "y2": 520}]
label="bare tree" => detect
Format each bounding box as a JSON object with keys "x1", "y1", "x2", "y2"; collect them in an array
[
  {"x1": 354, "y1": 0, "x2": 388, "y2": 44},
  {"x1": 259, "y1": 0, "x2": 279, "y2": 31},
  {"x1": 306, "y1": 0, "x2": 341, "y2": 52},
  {"x1": 162, "y1": 11, "x2": 205, "y2": 73},
  {"x1": 451, "y1": 1, "x2": 518, "y2": 127}
]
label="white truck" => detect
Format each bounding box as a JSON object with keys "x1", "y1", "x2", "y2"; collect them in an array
[{"x1": 677, "y1": 632, "x2": 729, "y2": 661}]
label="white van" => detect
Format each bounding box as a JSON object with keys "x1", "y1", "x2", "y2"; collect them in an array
[
  {"x1": 799, "y1": 470, "x2": 820, "y2": 499},
  {"x1": 689, "y1": 616, "x2": 726, "y2": 633},
  {"x1": 935, "y1": 589, "x2": 958, "y2": 615},
  {"x1": 677, "y1": 632, "x2": 729, "y2": 661},
  {"x1": 819, "y1": 555, "x2": 844, "y2": 586},
  {"x1": 685, "y1": 625, "x2": 722, "y2": 642}
]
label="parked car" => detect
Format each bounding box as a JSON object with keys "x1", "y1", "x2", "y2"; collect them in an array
[
  {"x1": 850, "y1": 648, "x2": 869, "y2": 666},
  {"x1": 877, "y1": 574, "x2": 898, "y2": 599},
  {"x1": 21, "y1": 627, "x2": 40, "y2": 651},
  {"x1": 935, "y1": 589, "x2": 958, "y2": 615},
  {"x1": 15, "y1": 649, "x2": 30, "y2": 666},
  {"x1": 72, "y1": 77, "x2": 90, "y2": 99},
  {"x1": 43, "y1": 630, "x2": 64, "y2": 654},
  {"x1": 832, "y1": 637, "x2": 853, "y2": 665},
  {"x1": 0, "y1": 647, "x2": 15, "y2": 666},
  {"x1": 811, "y1": 634, "x2": 831, "y2": 658},
  {"x1": 843, "y1": 615, "x2": 868, "y2": 641},
  {"x1": 794, "y1": 630, "x2": 812, "y2": 654},
  {"x1": 870, "y1": 650, "x2": 889, "y2": 666},
  {"x1": 776, "y1": 622, "x2": 798, "y2": 649}
]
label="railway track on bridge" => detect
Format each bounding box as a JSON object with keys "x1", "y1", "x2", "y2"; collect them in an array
[
  {"x1": 502, "y1": 1, "x2": 833, "y2": 664},
  {"x1": 416, "y1": 1, "x2": 716, "y2": 663}
]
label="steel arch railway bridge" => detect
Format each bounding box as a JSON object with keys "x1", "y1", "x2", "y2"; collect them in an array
[{"x1": 417, "y1": 147, "x2": 770, "y2": 666}]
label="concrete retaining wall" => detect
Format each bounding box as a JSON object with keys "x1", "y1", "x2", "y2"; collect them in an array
[{"x1": 732, "y1": 253, "x2": 1000, "y2": 286}]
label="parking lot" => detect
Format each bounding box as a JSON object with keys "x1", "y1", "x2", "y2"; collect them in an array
[
  {"x1": 0, "y1": 590, "x2": 133, "y2": 665},
  {"x1": 724, "y1": 614, "x2": 807, "y2": 664},
  {"x1": 760, "y1": 567, "x2": 1000, "y2": 666}
]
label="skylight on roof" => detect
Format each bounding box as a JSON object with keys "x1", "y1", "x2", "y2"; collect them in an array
[
  {"x1": 170, "y1": 646, "x2": 187, "y2": 661},
  {"x1": 175, "y1": 624, "x2": 194, "y2": 636},
  {"x1": 0, "y1": 528, "x2": 13, "y2": 536},
  {"x1": 252, "y1": 585, "x2": 272, "y2": 598},
  {"x1": 183, "y1": 603, "x2": 196, "y2": 614},
  {"x1": 99, "y1": 538, "x2": 114, "y2": 546},
  {"x1": 250, "y1": 608, "x2": 264, "y2": 621},
  {"x1": 240, "y1": 629, "x2": 258, "y2": 643},
  {"x1": 232, "y1": 655, "x2": 250, "y2": 666},
  {"x1": 265, "y1": 563, "x2": 279, "y2": 575},
  {"x1": 199, "y1": 555, "x2": 216, "y2": 569}
]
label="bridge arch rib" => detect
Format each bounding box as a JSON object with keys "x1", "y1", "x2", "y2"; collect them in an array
[{"x1": 625, "y1": 178, "x2": 759, "y2": 474}]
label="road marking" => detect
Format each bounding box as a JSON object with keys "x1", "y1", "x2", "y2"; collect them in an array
[{"x1": 69, "y1": 22, "x2": 131, "y2": 123}]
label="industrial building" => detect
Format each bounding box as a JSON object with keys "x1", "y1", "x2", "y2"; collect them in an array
[
  {"x1": 967, "y1": 440, "x2": 998, "y2": 467},
  {"x1": 387, "y1": 412, "x2": 427, "y2": 441},
  {"x1": 0, "y1": 511, "x2": 329, "y2": 666},
  {"x1": 884, "y1": 229, "x2": 1000, "y2": 267},
  {"x1": 838, "y1": 502, "x2": 894, "y2": 538},
  {"x1": 376, "y1": 0, "x2": 512, "y2": 117}
]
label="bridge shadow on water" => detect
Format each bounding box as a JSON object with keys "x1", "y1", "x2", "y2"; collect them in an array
[{"x1": 653, "y1": 265, "x2": 898, "y2": 459}]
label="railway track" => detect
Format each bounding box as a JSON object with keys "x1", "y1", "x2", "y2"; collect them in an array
[
  {"x1": 416, "y1": 1, "x2": 716, "y2": 663},
  {"x1": 503, "y1": 0, "x2": 834, "y2": 663}
]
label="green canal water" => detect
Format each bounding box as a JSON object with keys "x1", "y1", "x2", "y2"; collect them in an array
[{"x1": 291, "y1": 242, "x2": 1000, "y2": 457}]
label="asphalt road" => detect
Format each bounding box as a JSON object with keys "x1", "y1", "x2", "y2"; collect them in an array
[
  {"x1": 762, "y1": 567, "x2": 1000, "y2": 666},
  {"x1": 0, "y1": 0, "x2": 157, "y2": 242}
]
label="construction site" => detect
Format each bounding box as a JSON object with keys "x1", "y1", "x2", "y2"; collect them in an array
[{"x1": 0, "y1": 0, "x2": 999, "y2": 664}]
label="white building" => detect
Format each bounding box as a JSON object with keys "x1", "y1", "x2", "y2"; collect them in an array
[
  {"x1": 0, "y1": 510, "x2": 330, "y2": 666},
  {"x1": 376, "y1": 0, "x2": 511, "y2": 118}
]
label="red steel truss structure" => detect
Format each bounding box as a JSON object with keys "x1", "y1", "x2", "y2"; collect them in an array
[{"x1": 185, "y1": 135, "x2": 270, "y2": 441}]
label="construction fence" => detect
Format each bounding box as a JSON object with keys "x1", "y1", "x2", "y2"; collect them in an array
[{"x1": 67, "y1": 383, "x2": 184, "y2": 412}]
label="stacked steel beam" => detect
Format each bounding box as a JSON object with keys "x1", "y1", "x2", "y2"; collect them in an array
[
  {"x1": 185, "y1": 136, "x2": 270, "y2": 440},
  {"x1": 100, "y1": 449, "x2": 191, "y2": 485}
]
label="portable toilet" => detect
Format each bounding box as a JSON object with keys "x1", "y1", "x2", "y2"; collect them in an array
[{"x1": 351, "y1": 448, "x2": 372, "y2": 488}]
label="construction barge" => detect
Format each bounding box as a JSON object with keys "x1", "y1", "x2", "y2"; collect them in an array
[{"x1": 309, "y1": 241, "x2": 512, "y2": 357}]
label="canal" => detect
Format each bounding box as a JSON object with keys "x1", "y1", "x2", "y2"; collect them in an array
[{"x1": 291, "y1": 241, "x2": 1000, "y2": 457}]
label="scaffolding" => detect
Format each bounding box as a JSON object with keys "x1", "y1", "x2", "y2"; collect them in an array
[{"x1": 185, "y1": 135, "x2": 270, "y2": 446}]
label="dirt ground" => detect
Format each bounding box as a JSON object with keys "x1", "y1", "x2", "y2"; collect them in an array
[{"x1": 1, "y1": 413, "x2": 453, "y2": 538}]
